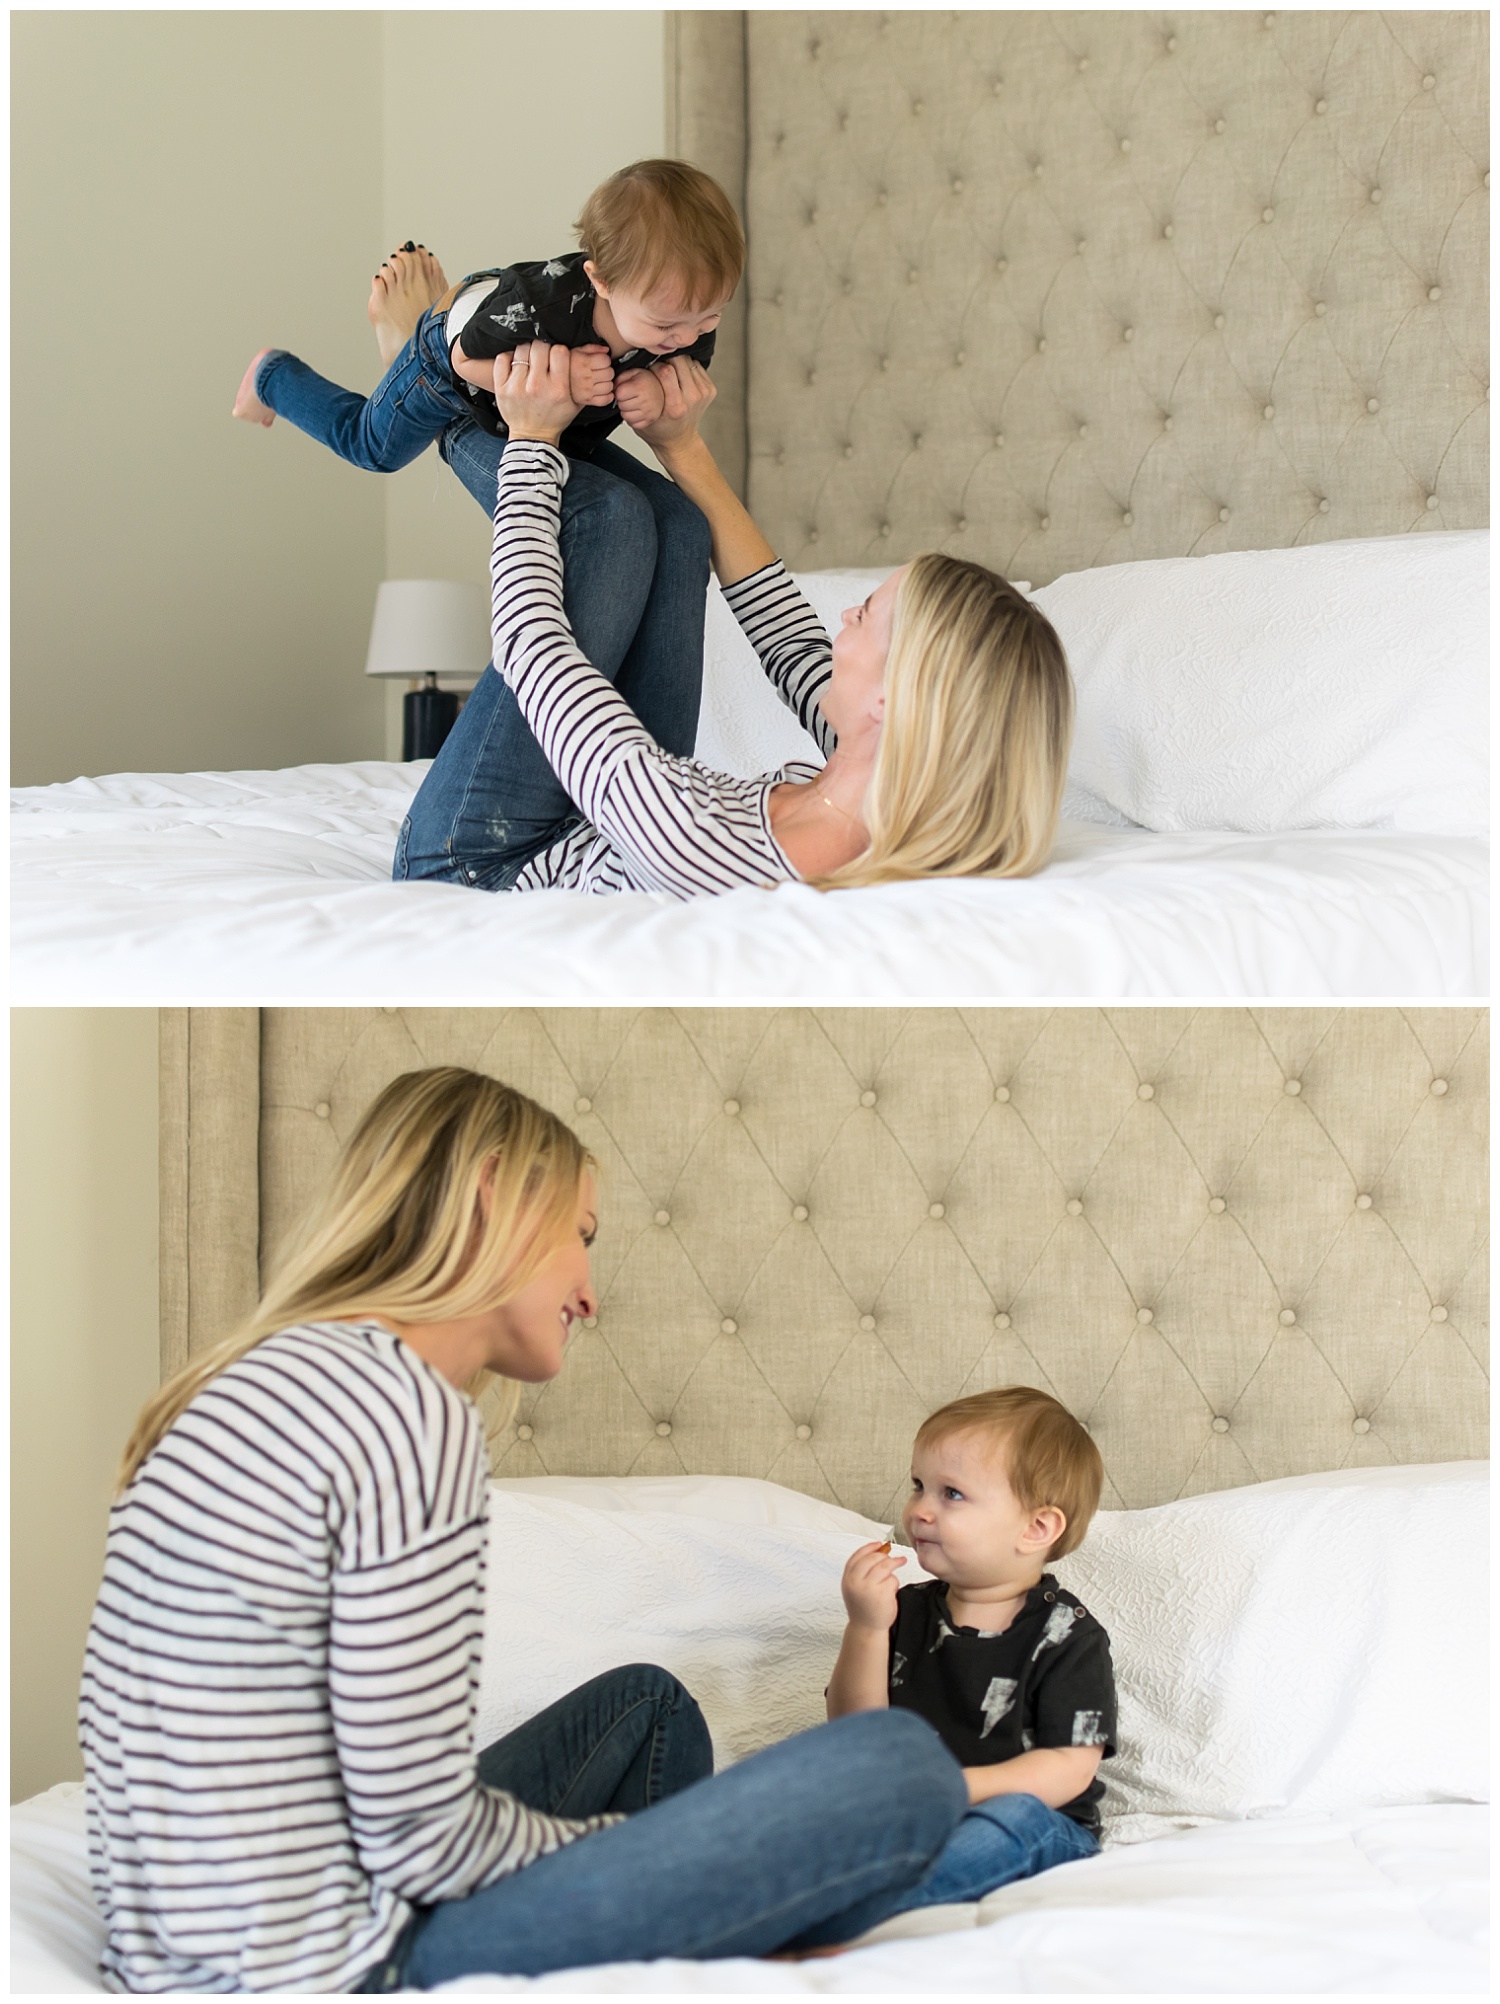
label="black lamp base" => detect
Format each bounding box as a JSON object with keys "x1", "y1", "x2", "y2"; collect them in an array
[{"x1": 403, "y1": 683, "x2": 460, "y2": 761}]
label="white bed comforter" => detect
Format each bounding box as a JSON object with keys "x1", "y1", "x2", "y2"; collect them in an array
[
  {"x1": 11, "y1": 1784, "x2": 1485, "y2": 1994},
  {"x1": 11, "y1": 761, "x2": 1486, "y2": 1000}
]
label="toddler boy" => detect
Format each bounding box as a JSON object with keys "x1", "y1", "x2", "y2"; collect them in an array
[
  {"x1": 232, "y1": 158, "x2": 743, "y2": 470},
  {"x1": 826, "y1": 1387, "x2": 1115, "y2": 1921}
]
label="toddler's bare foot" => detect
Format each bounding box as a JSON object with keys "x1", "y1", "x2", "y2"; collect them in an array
[
  {"x1": 369, "y1": 242, "x2": 449, "y2": 365},
  {"x1": 232, "y1": 349, "x2": 275, "y2": 427}
]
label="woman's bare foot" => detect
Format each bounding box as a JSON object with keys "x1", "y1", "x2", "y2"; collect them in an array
[
  {"x1": 232, "y1": 349, "x2": 275, "y2": 427},
  {"x1": 369, "y1": 242, "x2": 449, "y2": 365}
]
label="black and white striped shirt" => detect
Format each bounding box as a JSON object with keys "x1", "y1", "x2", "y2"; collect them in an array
[
  {"x1": 79, "y1": 1321, "x2": 599, "y2": 1994},
  {"x1": 491, "y1": 441, "x2": 835, "y2": 898}
]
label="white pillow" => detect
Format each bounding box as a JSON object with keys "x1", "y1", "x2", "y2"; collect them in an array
[
  {"x1": 493, "y1": 1472, "x2": 885, "y2": 1540},
  {"x1": 478, "y1": 1482, "x2": 884, "y2": 1765},
  {"x1": 1037, "y1": 531, "x2": 1487, "y2": 837},
  {"x1": 695, "y1": 568, "x2": 891, "y2": 780},
  {"x1": 1052, "y1": 1461, "x2": 1488, "y2": 1841}
]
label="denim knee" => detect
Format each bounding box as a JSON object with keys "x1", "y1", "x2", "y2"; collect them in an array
[
  {"x1": 831, "y1": 1709, "x2": 968, "y2": 1832},
  {"x1": 570, "y1": 472, "x2": 657, "y2": 563},
  {"x1": 653, "y1": 482, "x2": 712, "y2": 567}
]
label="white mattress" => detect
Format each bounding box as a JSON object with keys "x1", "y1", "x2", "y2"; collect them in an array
[
  {"x1": 11, "y1": 761, "x2": 1486, "y2": 1000},
  {"x1": 12, "y1": 1783, "x2": 1486, "y2": 1994}
]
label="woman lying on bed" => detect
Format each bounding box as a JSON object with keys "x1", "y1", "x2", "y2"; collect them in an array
[
  {"x1": 81, "y1": 1067, "x2": 967, "y2": 1992},
  {"x1": 395, "y1": 346, "x2": 1072, "y2": 895}
]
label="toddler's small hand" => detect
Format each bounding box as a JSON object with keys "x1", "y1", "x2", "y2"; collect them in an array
[
  {"x1": 569, "y1": 344, "x2": 616, "y2": 409},
  {"x1": 840, "y1": 1539, "x2": 905, "y2": 1632},
  {"x1": 615, "y1": 366, "x2": 668, "y2": 432}
]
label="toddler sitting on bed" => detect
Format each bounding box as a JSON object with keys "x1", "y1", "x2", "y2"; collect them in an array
[
  {"x1": 232, "y1": 158, "x2": 742, "y2": 469},
  {"x1": 820, "y1": 1387, "x2": 1115, "y2": 1936}
]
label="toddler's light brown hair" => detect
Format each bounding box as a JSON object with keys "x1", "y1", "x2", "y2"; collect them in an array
[
  {"x1": 916, "y1": 1386, "x2": 1103, "y2": 1559},
  {"x1": 575, "y1": 159, "x2": 746, "y2": 309}
]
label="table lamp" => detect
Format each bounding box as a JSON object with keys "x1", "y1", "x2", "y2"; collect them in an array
[{"x1": 365, "y1": 579, "x2": 490, "y2": 761}]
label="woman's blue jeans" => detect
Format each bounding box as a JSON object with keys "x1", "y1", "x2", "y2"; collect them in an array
[
  {"x1": 395, "y1": 426, "x2": 710, "y2": 888},
  {"x1": 366, "y1": 1665, "x2": 968, "y2": 1988},
  {"x1": 255, "y1": 318, "x2": 710, "y2": 890}
]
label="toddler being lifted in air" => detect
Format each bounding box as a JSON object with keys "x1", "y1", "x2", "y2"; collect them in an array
[{"x1": 232, "y1": 158, "x2": 743, "y2": 476}]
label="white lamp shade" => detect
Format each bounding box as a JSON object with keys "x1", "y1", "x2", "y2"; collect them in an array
[{"x1": 364, "y1": 579, "x2": 491, "y2": 680}]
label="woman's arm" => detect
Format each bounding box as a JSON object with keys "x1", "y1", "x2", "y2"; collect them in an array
[
  {"x1": 623, "y1": 358, "x2": 776, "y2": 587},
  {"x1": 480, "y1": 349, "x2": 798, "y2": 893},
  {"x1": 330, "y1": 1520, "x2": 605, "y2": 1903}
]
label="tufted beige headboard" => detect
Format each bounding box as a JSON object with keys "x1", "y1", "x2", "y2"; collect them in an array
[
  {"x1": 162, "y1": 1008, "x2": 1487, "y2": 1524},
  {"x1": 670, "y1": 9, "x2": 1488, "y2": 582}
]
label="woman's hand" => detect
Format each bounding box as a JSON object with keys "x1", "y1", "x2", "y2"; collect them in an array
[
  {"x1": 614, "y1": 366, "x2": 668, "y2": 432},
  {"x1": 625, "y1": 354, "x2": 717, "y2": 451},
  {"x1": 840, "y1": 1539, "x2": 905, "y2": 1632},
  {"x1": 493, "y1": 342, "x2": 581, "y2": 446}
]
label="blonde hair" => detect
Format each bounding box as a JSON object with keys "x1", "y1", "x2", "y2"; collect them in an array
[
  {"x1": 915, "y1": 1386, "x2": 1102, "y2": 1559},
  {"x1": 816, "y1": 554, "x2": 1073, "y2": 891},
  {"x1": 575, "y1": 158, "x2": 745, "y2": 307},
  {"x1": 118, "y1": 1069, "x2": 591, "y2": 1494}
]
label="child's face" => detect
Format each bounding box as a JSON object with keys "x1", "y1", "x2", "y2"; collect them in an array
[
  {"x1": 587, "y1": 263, "x2": 730, "y2": 354},
  {"x1": 900, "y1": 1429, "x2": 1061, "y2": 1590}
]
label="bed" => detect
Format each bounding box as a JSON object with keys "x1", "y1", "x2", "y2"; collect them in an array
[
  {"x1": 11, "y1": 9, "x2": 1489, "y2": 1004},
  {"x1": 13, "y1": 1466, "x2": 1489, "y2": 1993}
]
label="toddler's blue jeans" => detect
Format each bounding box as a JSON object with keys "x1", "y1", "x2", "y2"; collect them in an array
[
  {"x1": 787, "y1": 1788, "x2": 1099, "y2": 1949},
  {"x1": 254, "y1": 303, "x2": 469, "y2": 473}
]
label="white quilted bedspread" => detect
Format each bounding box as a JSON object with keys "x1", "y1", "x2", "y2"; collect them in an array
[
  {"x1": 11, "y1": 761, "x2": 1486, "y2": 1000},
  {"x1": 12, "y1": 1786, "x2": 1485, "y2": 1994}
]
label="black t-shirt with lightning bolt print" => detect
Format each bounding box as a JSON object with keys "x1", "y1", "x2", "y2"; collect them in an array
[
  {"x1": 887, "y1": 1575, "x2": 1117, "y2": 1832},
  {"x1": 449, "y1": 251, "x2": 717, "y2": 454}
]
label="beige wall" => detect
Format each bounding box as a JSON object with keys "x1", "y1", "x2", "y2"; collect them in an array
[
  {"x1": 375, "y1": 11, "x2": 665, "y2": 756},
  {"x1": 12, "y1": 11, "x2": 667, "y2": 783},
  {"x1": 381, "y1": 11, "x2": 667, "y2": 589},
  {"x1": 11, "y1": 1012, "x2": 161, "y2": 1802},
  {"x1": 12, "y1": 12, "x2": 387, "y2": 786}
]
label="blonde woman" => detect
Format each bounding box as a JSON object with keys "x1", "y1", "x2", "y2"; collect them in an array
[
  {"x1": 395, "y1": 344, "x2": 1072, "y2": 895},
  {"x1": 81, "y1": 1068, "x2": 966, "y2": 1992}
]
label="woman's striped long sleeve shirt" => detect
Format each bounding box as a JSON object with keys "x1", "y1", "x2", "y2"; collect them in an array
[
  {"x1": 79, "y1": 1321, "x2": 601, "y2": 1993},
  {"x1": 492, "y1": 441, "x2": 837, "y2": 898}
]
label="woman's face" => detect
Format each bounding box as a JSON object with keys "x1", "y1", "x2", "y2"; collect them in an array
[
  {"x1": 824, "y1": 568, "x2": 903, "y2": 742},
  {"x1": 481, "y1": 1171, "x2": 598, "y2": 1382}
]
